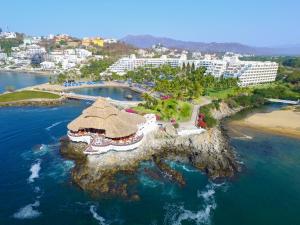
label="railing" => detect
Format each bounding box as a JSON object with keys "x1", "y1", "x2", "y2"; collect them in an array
[
  {"x1": 68, "y1": 131, "x2": 144, "y2": 149},
  {"x1": 91, "y1": 134, "x2": 144, "y2": 147}
]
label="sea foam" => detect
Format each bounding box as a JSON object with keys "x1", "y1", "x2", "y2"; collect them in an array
[
  {"x1": 90, "y1": 205, "x2": 108, "y2": 225},
  {"x1": 45, "y1": 120, "x2": 68, "y2": 131},
  {"x1": 13, "y1": 201, "x2": 41, "y2": 219},
  {"x1": 168, "y1": 161, "x2": 198, "y2": 173},
  {"x1": 28, "y1": 160, "x2": 41, "y2": 183},
  {"x1": 164, "y1": 182, "x2": 225, "y2": 225}
]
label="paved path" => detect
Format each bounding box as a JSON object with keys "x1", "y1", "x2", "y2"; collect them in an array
[
  {"x1": 179, "y1": 97, "x2": 212, "y2": 130},
  {"x1": 64, "y1": 93, "x2": 143, "y2": 107}
]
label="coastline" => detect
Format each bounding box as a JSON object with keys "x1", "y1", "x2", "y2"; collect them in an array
[
  {"x1": 0, "y1": 68, "x2": 55, "y2": 76},
  {"x1": 30, "y1": 81, "x2": 146, "y2": 94},
  {"x1": 229, "y1": 107, "x2": 300, "y2": 139},
  {"x1": 60, "y1": 101, "x2": 242, "y2": 198},
  {"x1": 230, "y1": 120, "x2": 300, "y2": 139},
  {"x1": 0, "y1": 96, "x2": 66, "y2": 107}
]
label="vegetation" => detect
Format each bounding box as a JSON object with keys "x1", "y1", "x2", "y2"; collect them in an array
[
  {"x1": 228, "y1": 94, "x2": 267, "y2": 108},
  {"x1": 133, "y1": 93, "x2": 192, "y2": 122},
  {"x1": 198, "y1": 104, "x2": 218, "y2": 128},
  {"x1": 241, "y1": 56, "x2": 300, "y2": 93},
  {"x1": 241, "y1": 56, "x2": 300, "y2": 69},
  {"x1": 92, "y1": 42, "x2": 136, "y2": 58},
  {"x1": 55, "y1": 59, "x2": 113, "y2": 84},
  {"x1": 0, "y1": 91, "x2": 60, "y2": 103},
  {"x1": 124, "y1": 65, "x2": 238, "y2": 101},
  {"x1": 253, "y1": 85, "x2": 300, "y2": 100},
  {"x1": 80, "y1": 59, "x2": 112, "y2": 80},
  {"x1": 206, "y1": 87, "x2": 247, "y2": 99},
  {"x1": 0, "y1": 37, "x2": 23, "y2": 55}
]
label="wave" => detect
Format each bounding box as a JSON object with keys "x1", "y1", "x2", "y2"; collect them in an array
[
  {"x1": 89, "y1": 205, "x2": 108, "y2": 225},
  {"x1": 45, "y1": 120, "x2": 68, "y2": 131},
  {"x1": 28, "y1": 160, "x2": 41, "y2": 183},
  {"x1": 34, "y1": 186, "x2": 41, "y2": 193},
  {"x1": 46, "y1": 160, "x2": 74, "y2": 181},
  {"x1": 162, "y1": 185, "x2": 178, "y2": 199},
  {"x1": 13, "y1": 201, "x2": 41, "y2": 219},
  {"x1": 230, "y1": 128, "x2": 253, "y2": 140},
  {"x1": 168, "y1": 161, "x2": 198, "y2": 173},
  {"x1": 164, "y1": 182, "x2": 226, "y2": 225},
  {"x1": 139, "y1": 174, "x2": 162, "y2": 188}
]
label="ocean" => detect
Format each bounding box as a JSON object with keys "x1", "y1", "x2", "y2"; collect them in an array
[
  {"x1": 0, "y1": 101, "x2": 300, "y2": 225},
  {"x1": 0, "y1": 71, "x2": 49, "y2": 93},
  {"x1": 0, "y1": 72, "x2": 300, "y2": 225}
]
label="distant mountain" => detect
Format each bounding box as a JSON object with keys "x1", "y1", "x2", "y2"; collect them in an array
[{"x1": 120, "y1": 35, "x2": 300, "y2": 56}]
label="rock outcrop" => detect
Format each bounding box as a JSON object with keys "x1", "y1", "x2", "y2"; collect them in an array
[{"x1": 60, "y1": 102, "x2": 242, "y2": 198}]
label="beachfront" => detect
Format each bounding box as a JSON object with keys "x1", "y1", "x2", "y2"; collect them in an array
[{"x1": 232, "y1": 107, "x2": 300, "y2": 138}]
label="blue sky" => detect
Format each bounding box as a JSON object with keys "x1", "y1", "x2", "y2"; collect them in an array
[{"x1": 0, "y1": 0, "x2": 299, "y2": 47}]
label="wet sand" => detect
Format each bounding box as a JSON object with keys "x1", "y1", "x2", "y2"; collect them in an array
[{"x1": 231, "y1": 108, "x2": 300, "y2": 138}]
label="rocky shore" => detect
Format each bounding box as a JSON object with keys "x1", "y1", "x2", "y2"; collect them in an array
[{"x1": 60, "y1": 102, "x2": 242, "y2": 199}]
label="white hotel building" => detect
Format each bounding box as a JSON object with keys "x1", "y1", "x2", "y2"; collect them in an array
[{"x1": 108, "y1": 54, "x2": 278, "y2": 86}]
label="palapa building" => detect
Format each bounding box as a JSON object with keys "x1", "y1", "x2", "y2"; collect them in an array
[{"x1": 67, "y1": 98, "x2": 157, "y2": 154}]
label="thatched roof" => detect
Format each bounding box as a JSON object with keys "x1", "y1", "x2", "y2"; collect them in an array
[{"x1": 68, "y1": 98, "x2": 145, "y2": 138}]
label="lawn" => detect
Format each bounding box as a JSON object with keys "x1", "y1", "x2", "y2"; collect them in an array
[
  {"x1": 133, "y1": 99, "x2": 193, "y2": 122},
  {"x1": 206, "y1": 88, "x2": 238, "y2": 99},
  {"x1": 0, "y1": 90, "x2": 60, "y2": 103}
]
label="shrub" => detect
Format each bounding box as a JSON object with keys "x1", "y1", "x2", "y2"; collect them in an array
[
  {"x1": 204, "y1": 116, "x2": 217, "y2": 128},
  {"x1": 212, "y1": 99, "x2": 221, "y2": 110},
  {"x1": 233, "y1": 95, "x2": 252, "y2": 107},
  {"x1": 173, "y1": 123, "x2": 179, "y2": 129},
  {"x1": 225, "y1": 98, "x2": 238, "y2": 108},
  {"x1": 197, "y1": 120, "x2": 207, "y2": 128},
  {"x1": 199, "y1": 104, "x2": 218, "y2": 128}
]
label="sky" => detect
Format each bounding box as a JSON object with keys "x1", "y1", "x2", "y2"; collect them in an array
[{"x1": 0, "y1": 0, "x2": 299, "y2": 47}]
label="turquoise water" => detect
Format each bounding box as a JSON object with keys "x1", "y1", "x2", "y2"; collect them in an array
[
  {"x1": 0, "y1": 95, "x2": 300, "y2": 224},
  {"x1": 71, "y1": 87, "x2": 142, "y2": 101},
  {"x1": 0, "y1": 72, "x2": 49, "y2": 93}
]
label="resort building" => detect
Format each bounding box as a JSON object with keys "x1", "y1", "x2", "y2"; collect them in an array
[
  {"x1": 104, "y1": 38, "x2": 118, "y2": 44},
  {"x1": 107, "y1": 53, "x2": 278, "y2": 86},
  {"x1": 40, "y1": 61, "x2": 55, "y2": 70},
  {"x1": 82, "y1": 37, "x2": 104, "y2": 47},
  {"x1": 67, "y1": 99, "x2": 158, "y2": 154},
  {"x1": 224, "y1": 56, "x2": 278, "y2": 86},
  {"x1": 195, "y1": 59, "x2": 228, "y2": 78},
  {"x1": 108, "y1": 54, "x2": 189, "y2": 75},
  {"x1": 54, "y1": 34, "x2": 72, "y2": 44}
]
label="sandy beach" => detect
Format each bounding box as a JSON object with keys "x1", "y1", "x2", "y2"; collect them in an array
[{"x1": 231, "y1": 107, "x2": 300, "y2": 138}]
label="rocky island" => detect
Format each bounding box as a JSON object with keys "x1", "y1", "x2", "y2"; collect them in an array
[{"x1": 60, "y1": 100, "x2": 242, "y2": 199}]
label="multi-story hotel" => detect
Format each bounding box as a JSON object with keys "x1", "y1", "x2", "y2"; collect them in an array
[
  {"x1": 108, "y1": 54, "x2": 189, "y2": 75},
  {"x1": 223, "y1": 56, "x2": 279, "y2": 86},
  {"x1": 107, "y1": 53, "x2": 278, "y2": 86}
]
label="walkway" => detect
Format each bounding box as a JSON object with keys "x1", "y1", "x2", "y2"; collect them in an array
[
  {"x1": 267, "y1": 98, "x2": 299, "y2": 105},
  {"x1": 179, "y1": 97, "x2": 212, "y2": 130},
  {"x1": 63, "y1": 93, "x2": 143, "y2": 107}
]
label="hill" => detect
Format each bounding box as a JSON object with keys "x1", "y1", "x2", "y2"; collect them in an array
[{"x1": 121, "y1": 35, "x2": 300, "y2": 56}]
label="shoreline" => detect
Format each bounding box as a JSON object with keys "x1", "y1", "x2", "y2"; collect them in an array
[
  {"x1": 0, "y1": 96, "x2": 65, "y2": 107},
  {"x1": 60, "y1": 101, "x2": 242, "y2": 198},
  {"x1": 30, "y1": 81, "x2": 146, "y2": 95},
  {"x1": 230, "y1": 120, "x2": 300, "y2": 139},
  {"x1": 229, "y1": 107, "x2": 300, "y2": 139},
  {"x1": 0, "y1": 68, "x2": 56, "y2": 76}
]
